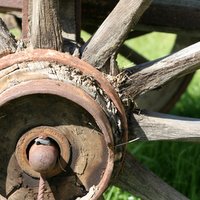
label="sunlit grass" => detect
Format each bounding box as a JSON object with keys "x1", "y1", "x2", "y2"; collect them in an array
[
  {"x1": 125, "y1": 32, "x2": 176, "y2": 61},
  {"x1": 104, "y1": 186, "x2": 141, "y2": 200},
  {"x1": 10, "y1": 28, "x2": 21, "y2": 40}
]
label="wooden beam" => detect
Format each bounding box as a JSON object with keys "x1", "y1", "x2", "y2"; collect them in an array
[
  {"x1": 81, "y1": 0, "x2": 200, "y2": 37},
  {"x1": 1, "y1": 0, "x2": 200, "y2": 36},
  {"x1": 0, "y1": 18, "x2": 17, "y2": 58},
  {"x1": 81, "y1": 0, "x2": 152, "y2": 69},
  {"x1": 138, "y1": 0, "x2": 200, "y2": 36},
  {"x1": 113, "y1": 153, "x2": 188, "y2": 200},
  {"x1": 128, "y1": 110, "x2": 200, "y2": 141},
  {"x1": 118, "y1": 42, "x2": 200, "y2": 99},
  {"x1": 29, "y1": 0, "x2": 63, "y2": 50}
]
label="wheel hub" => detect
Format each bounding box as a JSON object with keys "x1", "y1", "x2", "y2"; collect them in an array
[
  {"x1": 0, "y1": 49, "x2": 128, "y2": 199},
  {"x1": 16, "y1": 126, "x2": 70, "y2": 178}
]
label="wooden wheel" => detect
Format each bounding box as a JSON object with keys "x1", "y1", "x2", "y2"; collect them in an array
[{"x1": 0, "y1": 0, "x2": 200, "y2": 200}]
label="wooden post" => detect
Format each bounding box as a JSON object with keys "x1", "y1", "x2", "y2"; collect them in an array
[{"x1": 30, "y1": 0, "x2": 62, "y2": 50}]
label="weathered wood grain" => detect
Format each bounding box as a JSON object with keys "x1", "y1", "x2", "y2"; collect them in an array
[
  {"x1": 128, "y1": 110, "x2": 200, "y2": 141},
  {"x1": 0, "y1": 18, "x2": 17, "y2": 57},
  {"x1": 138, "y1": 0, "x2": 200, "y2": 36},
  {"x1": 82, "y1": 0, "x2": 200, "y2": 37},
  {"x1": 135, "y1": 35, "x2": 197, "y2": 112},
  {"x1": 30, "y1": 0, "x2": 62, "y2": 50},
  {"x1": 81, "y1": 0, "x2": 152, "y2": 69},
  {"x1": 119, "y1": 42, "x2": 200, "y2": 99},
  {"x1": 113, "y1": 153, "x2": 188, "y2": 200}
]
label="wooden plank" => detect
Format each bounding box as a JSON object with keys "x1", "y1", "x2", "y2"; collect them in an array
[
  {"x1": 135, "y1": 35, "x2": 197, "y2": 112},
  {"x1": 29, "y1": 0, "x2": 62, "y2": 50},
  {"x1": 139, "y1": 0, "x2": 200, "y2": 36},
  {"x1": 82, "y1": 0, "x2": 200, "y2": 36},
  {"x1": 1, "y1": 0, "x2": 200, "y2": 35},
  {"x1": 81, "y1": 0, "x2": 152, "y2": 69},
  {"x1": 113, "y1": 153, "x2": 188, "y2": 200},
  {"x1": 118, "y1": 42, "x2": 200, "y2": 99},
  {"x1": 0, "y1": 0, "x2": 22, "y2": 12},
  {"x1": 128, "y1": 110, "x2": 200, "y2": 141}
]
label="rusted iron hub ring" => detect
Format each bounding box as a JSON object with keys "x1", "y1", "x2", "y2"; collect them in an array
[
  {"x1": 0, "y1": 49, "x2": 128, "y2": 199},
  {"x1": 0, "y1": 79, "x2": 114, "y2": 199},
  {"x1": 15, "y1": 126, "x2": 70, "y2": 178},
  {"x1": 0, "y1": 49, "x2": 128, "y2": 148}
]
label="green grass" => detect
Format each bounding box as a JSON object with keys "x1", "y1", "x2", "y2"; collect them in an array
[
  {"x1": 127, "y1": 141, "x2": 200, "y2": 200},
  {"x1": 117, "y1": 32, "x2": 176, "y2": 68}
]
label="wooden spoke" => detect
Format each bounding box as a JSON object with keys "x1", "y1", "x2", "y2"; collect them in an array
[
  {"x1": 81, "y1": 0, "x2": 200, "y2": 37},
  {"x1": 128, "y1": 110, "x2": 200, "y2": 141},
  {"x1": 135, "y1": 35, "x2": 198, "y2": 112},
  {"x1": 29, "y1": 0, "x2": 62, "y2": 50},
  {"x1": 81, "y1": 0, "x2": 152, "y2": 69},
  {"x1": 112, "y1": 153, "x2": 188, "y2": 200},
  {"x1": 139, "y1": 0, "x2": 200, "y2": 36},
  {"x1": 28, "y1": 0, "x2": 81, "y2": 53},
  {"x1": 0, "y1": 18, "x2": 17, "y2": 57},
  {"x1": 119, "y1": 42, "x2": 200, "y2": 99}
]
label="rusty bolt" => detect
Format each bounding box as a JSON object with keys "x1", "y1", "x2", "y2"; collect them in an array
[{"x1": 28, "y1": 137, "x2": 59, "y2": 175}]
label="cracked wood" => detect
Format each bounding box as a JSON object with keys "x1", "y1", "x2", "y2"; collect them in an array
[
  {"x1": 81, "y1": 0, "x2": 152, "y2": 69},
  {"x1": 129, "y1": 110, "x2": 200, "y2": 141},
  {"x1": 119, "y1": 42, "x2": 200, "y2": 99},
  {"x1": 30, "y1": 0, "x2": 62, "y2": 50}
]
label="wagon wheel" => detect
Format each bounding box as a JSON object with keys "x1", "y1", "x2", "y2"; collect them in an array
[{"x1": 0, "y1": 0, "x2": 200, "y2": 200}]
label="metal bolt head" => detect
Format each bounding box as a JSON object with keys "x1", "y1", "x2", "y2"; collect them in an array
[{"x1": 28, "y1": 140, "x2": 59, "y2": 174}]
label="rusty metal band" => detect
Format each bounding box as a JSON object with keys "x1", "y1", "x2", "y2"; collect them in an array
[
  {"x1": 0, "y1": 49, "x2": 128, "y2": 146},
  {"x1": 0, "y1": 79, "x2": 114, "y2": 200}
]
